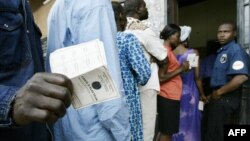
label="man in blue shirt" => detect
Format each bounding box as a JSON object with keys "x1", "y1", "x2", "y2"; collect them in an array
[
  {"x1": 0, "y1": 0, "x2": 73, "y2": 141},
  {"x1": 205, "y1": 21, "x2": 250, "y2": 141},
  {"x1": 46, "y1": 0, "x2": 130, "y2": 140}
]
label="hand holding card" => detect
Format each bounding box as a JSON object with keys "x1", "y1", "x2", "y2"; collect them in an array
[{"x1": 187, "y1": 53, "x2": 199, "y2": 69}]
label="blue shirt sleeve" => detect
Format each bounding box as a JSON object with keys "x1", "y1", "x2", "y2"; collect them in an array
[
  {"x1": 227, "y1": 49, "x2": 250, "y2": 76},
  {"x1": 126, "y1": 34, "x2": 151, "y2": 85},
  {"x1": 0, "y1": 85, "x2": 17, "y2": 126}
]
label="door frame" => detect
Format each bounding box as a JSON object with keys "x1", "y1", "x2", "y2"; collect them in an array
[{"x1": 237, "y1": 0, "x2": 250, "y2": 52}]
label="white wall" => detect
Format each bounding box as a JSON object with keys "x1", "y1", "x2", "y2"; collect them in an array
[{"x1": 144, "y1": 0, "x2": 167, "y2": 34}]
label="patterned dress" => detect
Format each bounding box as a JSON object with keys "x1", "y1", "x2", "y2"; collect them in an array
[
  {"x1": 116, "y1": 32, "x2": 151, "y2": 141},
  {"x1": 172, "y1": 49, "x2": 201, "y2": 141}
]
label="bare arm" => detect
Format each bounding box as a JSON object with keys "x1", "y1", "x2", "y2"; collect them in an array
[
  {"x1": 193, "y1": 50, "x2": 208, "y2": 102},
  {"x1": 158, "y1": 57, "x2": 189, "y2": 84}
]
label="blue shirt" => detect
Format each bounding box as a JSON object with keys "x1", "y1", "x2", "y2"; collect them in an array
[
  {"x1": 46, "y1": 0, "x2": 130, "y2": 140},
  {"x1": 210, "y1": 40, "x2": 250, "y2": 88},
  {"x1": 0, "y1": 0, "x2": 49, "y2": 140}
]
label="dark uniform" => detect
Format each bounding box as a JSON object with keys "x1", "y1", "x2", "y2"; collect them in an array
[
  {"x1": 0, "y1": 0, "x2": 50, "y2": 141},
  {"x1": 205, "y1": 40, "x2": 250, "y2": 141}
]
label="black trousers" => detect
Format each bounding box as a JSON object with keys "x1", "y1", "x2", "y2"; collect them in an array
[
  {"x1": 204, "y1": 94, "x2": 240, "y2": 141},
  {"x1": 0, "y1": 123, "x2": 51, "y2": 141}
]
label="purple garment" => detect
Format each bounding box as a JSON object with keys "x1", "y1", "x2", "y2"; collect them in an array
[{"x1": 172, "y1": 49, "x2": 201, "y2": 141}]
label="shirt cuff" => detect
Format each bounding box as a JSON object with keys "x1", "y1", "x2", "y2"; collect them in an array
[{"x1": 0, "y1": 87, "x2": 17, "y2": 127}]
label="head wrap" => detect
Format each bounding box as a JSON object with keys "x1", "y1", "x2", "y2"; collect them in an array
[{"x1": 180, "y1": 26, "x2": 192, "y2": 42}]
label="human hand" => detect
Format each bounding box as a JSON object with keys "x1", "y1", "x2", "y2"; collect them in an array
[
  {"x1": 151, "y1": 56, "x2": 157, "y2": 63},
  {"x1": 12, "y1": 73, "x2": 73, "y2": 125},
  {"x1": 210, "y1": 90, "x2": 221, "y2": 100},
  {"x1": 181, "y1": 61, "x2": 190, "y2": 72},
  {"x1": 200, "y1": 95, "x2": 209, "y2": 103}
]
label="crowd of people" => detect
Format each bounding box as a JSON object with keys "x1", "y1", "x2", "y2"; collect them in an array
[{"x1": 0, "y1": 0, "x2": 249, "y2": 141}]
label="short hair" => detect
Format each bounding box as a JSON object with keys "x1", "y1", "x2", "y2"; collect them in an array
[
  {"x1": 124, "y1": 0, "x2": 144, "y2": 14},
  {"x1": 219, "y1": 21, "x2": 237, "y2": 31},
  {"x1": 160, "y1": 24, "x2": 181, "y2": 40},
  {"x1": 112, "y1": 2, "x2": 124, "y2": 22}
]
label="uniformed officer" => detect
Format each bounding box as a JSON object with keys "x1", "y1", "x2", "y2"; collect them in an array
[{"x1": 205, "y1": 21, "x2": 250, "y2": 141}]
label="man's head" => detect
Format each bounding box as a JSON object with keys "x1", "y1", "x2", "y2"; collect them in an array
[
  {"x1": 124, "y1": 0, "x2": 148, "y2": 20},
  {"x1": 160, "y1": 24, "x2": 181, "y2": 49},
  {"x1": 217, "y1": 21, "x2": 237, "y2": 45},
  {"x1": 112, "y1": 2, "x2": 127, "y2": 31}
]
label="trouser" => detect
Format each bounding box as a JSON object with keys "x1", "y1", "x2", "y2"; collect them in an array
[
  {"x1": 204, "y1": 93, "x2": 240, "y2": 141},
  {"x1": 0, "y1": 123, "x2": 51, "y2": 141},
  {"x1": 140, "y1": 90, "x2": 157, "y2": 141}
]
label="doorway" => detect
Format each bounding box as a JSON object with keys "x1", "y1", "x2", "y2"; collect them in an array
[
  {"x1": 178, "y1": 0, "x2": 237, "y2": 57},
  {"x1": 169, "y1": 0, "x2": 250, "y2": 124}
]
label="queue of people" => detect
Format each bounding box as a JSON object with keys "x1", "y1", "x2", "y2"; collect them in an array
[{"x1": 0, "y1": 0, "x2": 249, "y2": 141}]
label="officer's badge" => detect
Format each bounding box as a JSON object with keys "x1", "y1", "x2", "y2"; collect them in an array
[{"x1": 220, "y1": 54, "x2": 227, "y2": 63}]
